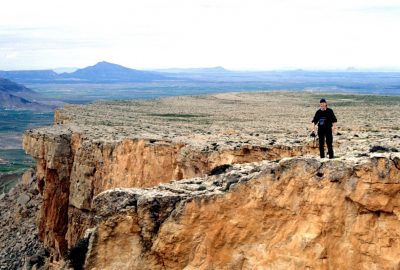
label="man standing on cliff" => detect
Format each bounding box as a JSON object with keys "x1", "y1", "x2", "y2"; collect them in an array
[{"x1": 311, "y1": 98, "x2": 337, "y2": 159}]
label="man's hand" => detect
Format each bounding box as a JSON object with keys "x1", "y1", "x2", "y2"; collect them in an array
[{"x1": 333, "y1": 123, "x2": 337, "y2": 135}]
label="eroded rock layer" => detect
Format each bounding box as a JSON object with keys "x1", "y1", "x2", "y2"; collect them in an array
[
  {"x1": 87, "y1": 154, "x2": 400, "y2": 270},
  {"x1": 23, "y1": 125, "x2": 317, "y2": 260},
  {"x1": 21, "y1": 92, "x2": 400, "y2": 267},
  {"x1": 0, "y1": 169, "x2": 46, "y2": 270}
]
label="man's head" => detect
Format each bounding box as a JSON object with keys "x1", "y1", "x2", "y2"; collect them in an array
[{"x1": 319, "y1": 98, "x2": 327, "y2": 111}]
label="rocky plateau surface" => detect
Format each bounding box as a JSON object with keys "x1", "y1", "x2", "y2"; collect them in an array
[{"x1": 4, "y1": 91, "x2": 399, "y2": 269}]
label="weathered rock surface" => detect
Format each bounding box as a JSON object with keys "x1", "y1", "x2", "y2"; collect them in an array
[
  {"x1": 23, "y1": 128, "x2": 319, "y2": 260},
  {"x1": 0, "y1": 171, "x2": 46, "y2": 270},
  {"x1": 85, "y1": 154, "x2": 400, "y2": 270},
  {"x1": 19, "y1": 92, "x2": 400, "y2": 268}
]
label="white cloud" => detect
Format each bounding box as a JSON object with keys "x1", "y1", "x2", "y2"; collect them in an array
[
  {"x1": 0, "y1": 0, "x2": 399, "y2": 70},
  {"x1": 5, "y1": 51, "x2": 18, "y2": 59}
]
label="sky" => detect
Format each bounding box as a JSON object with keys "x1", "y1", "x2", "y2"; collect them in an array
[{"x1": 1, "y1": 0, "x2": 400, "y2": 71}]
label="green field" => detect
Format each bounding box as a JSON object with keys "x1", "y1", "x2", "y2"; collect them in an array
[
  {"x1": 0, "y1": 149, "x2": 35, "y2": 173},
  {"x1": 0, "y1": 109, "x2": 53, "y2": 193},
  {"x1": 0, "y1": 149, "x2": 36, "y2": 193}
]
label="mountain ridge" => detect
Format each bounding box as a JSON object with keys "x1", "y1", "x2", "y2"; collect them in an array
[
  {"x1": 154, "y1": 66, "x2": 229, "y2": 73},
  {"x1": 59, "y1": 61, "x2": 171, "y2": 82},
  {"x1": 0, "y1": 70, "x2": 59, "y2": 83},
  {"x1": 0, "y1": 78, "x2": 35, "y2": 94},
  {"x1": 0, "y1": 78, "x2": 54, "y2": 111},
  {"x1": 0, "y1": 62, "x2": 173, "y2": 83}
]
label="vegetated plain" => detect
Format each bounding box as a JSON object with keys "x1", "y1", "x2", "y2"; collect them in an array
[
  {"x1": 25, "y1": 79, "x2": 400, "y2": 105},
  {"x1": 0, "y1": 109, "x2": 53, "y2": 193}
]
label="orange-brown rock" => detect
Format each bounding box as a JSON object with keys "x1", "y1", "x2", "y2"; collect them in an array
[
  {"x1": 23, "y1": 125, "x2": 316, "y2": 260},
  {"x1": 86, "y1": 154, "x2": 400, "y2": 269},
  {"x1": 21, "y1": 92, "x2": 400, "y2": 267}
]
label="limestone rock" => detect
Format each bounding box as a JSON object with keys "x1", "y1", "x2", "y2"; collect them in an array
[
  {"x1": 21, "y1": 168, "x2": 36, "y2": 186},
  {"x1": 23, "y1": 127, "x2": 316, "y2": 259},
  {"x1": 84, "y1": 155, "x2": 400, "y2": 270},
  {"x1": 19, "y1": 92, "x2": 400, "y2": 268},
  {"x1": 0, "y1": 171, "x2": 45, "y2": 270}
]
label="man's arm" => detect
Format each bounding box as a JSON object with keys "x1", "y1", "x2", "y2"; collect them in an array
[
  {"x1": 331, "y1": 109, "x2": 337, "y2": 134},
  {"x1": 311, "y1": 111, "x2": 318, "y2": 132},
  {"x1": 311, "y1": 122, "x2": 316, "y2": 132}
]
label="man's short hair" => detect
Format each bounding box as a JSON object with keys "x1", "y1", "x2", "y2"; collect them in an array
[{"x1": 320, "y1": 98, "x2": 327, "y2": 103}]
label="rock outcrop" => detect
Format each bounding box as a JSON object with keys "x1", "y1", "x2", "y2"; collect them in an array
[
  {"x1": 23, "y1": 125, "x2": 317, "y2": 261},
  {"x1": 20, "y1": 92, "x2": 400, "y2": 268},
  {"x1": 84, "y1": 154, "x2": 400, "y2": 270},
  {"x1": 0, "y1": 169, "x2": 46, "y2": 270}
]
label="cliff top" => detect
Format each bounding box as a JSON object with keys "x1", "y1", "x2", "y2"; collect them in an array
[
  {"x1": 19, "y1": 91, "x2": 400, "y2": 269},
  {"x1": 27, "y1": 91, "x2": 400, "y2": 158}
]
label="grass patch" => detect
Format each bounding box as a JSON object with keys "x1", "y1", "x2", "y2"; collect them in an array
[
  {"x1": 0, "y1": 149, "x2": 35, "y2": 173},
  {"x1": 331, "y1": 101, "x2": 356, "y2": 107},
  {"x1": 0, "y1": 163, "x2": 29, "y2": 173},
  {"x1": 148, "y1": 113, "x2": 203, "y2": 118},
  {"x1": 298, "y1": 92, "x2": 400, "y2": 108}
]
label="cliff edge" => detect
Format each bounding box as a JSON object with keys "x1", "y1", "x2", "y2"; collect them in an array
[{"x1": 21, "y1": 92, "x2": 400, "y2": 269}]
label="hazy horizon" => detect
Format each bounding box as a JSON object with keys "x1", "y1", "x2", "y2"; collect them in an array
[
  {"x1": 2, "y1": 61, "x2": 400, "y2": 73},
  {"x1": 1, "y1": 0, "x2": 400, "y2": 71}
]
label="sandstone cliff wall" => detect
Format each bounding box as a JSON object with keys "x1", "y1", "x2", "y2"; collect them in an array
[
  {"x1": 21, "y1": 93, "x2": 399, "y2": 268},
  {"x1": 86, "y1": 155, "x2": 400, "y2": 270},
  {"x1": 23, "y1": 127, "x2": 316, "y2": 260}
]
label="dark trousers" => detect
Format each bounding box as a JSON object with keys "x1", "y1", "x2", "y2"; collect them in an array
[{"x1": 318, "y1": 128, "x2": 334, "y2": 158}]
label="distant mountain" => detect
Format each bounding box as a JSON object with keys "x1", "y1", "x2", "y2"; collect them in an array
[
  {"x1": 0, "y1": 78, "x2": 54, "y2": 111},
  {"x1": 0, "y1": 62, "x2": 173, "y2": 83},
  {"x1": 0, "y1": 70, "x2": 59, "y2": 83},
  {"x1": 156, "y1": 66, "x2": 230, "y2": 74},
  {"x1": 60, "y1": 61, "x2": 170, "y2": 82},
  {"x1": 3, "y1": 62, "x2": 400, "y2": 89},
  {"x1": 53, "y1": 67, "x2": 78, "y2": 74},
  {"x1": 0, "y1": 78, "x2": 35, "y2": 95},
  {"x1": 0, "y1": 92, "x2": 40, "y2": 110}
]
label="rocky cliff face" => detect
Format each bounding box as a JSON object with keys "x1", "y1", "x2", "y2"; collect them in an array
[
  {"x1": 85, "y1": 154, "x2": 400, "y2": 270},
  {"x1": 21, "y1": 92, "x2": 400, "y2": 268},
  {"x1": 0, "y1": 169, "x2": 46, "y2": 270},
  {"x1": 23, "y1": 125, "x2": 317, "y2": 261}
]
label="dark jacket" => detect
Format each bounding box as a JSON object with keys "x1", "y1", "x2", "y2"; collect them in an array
[{"x1": 312, "y1": 108, "x2": 337, "y2": 129}]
